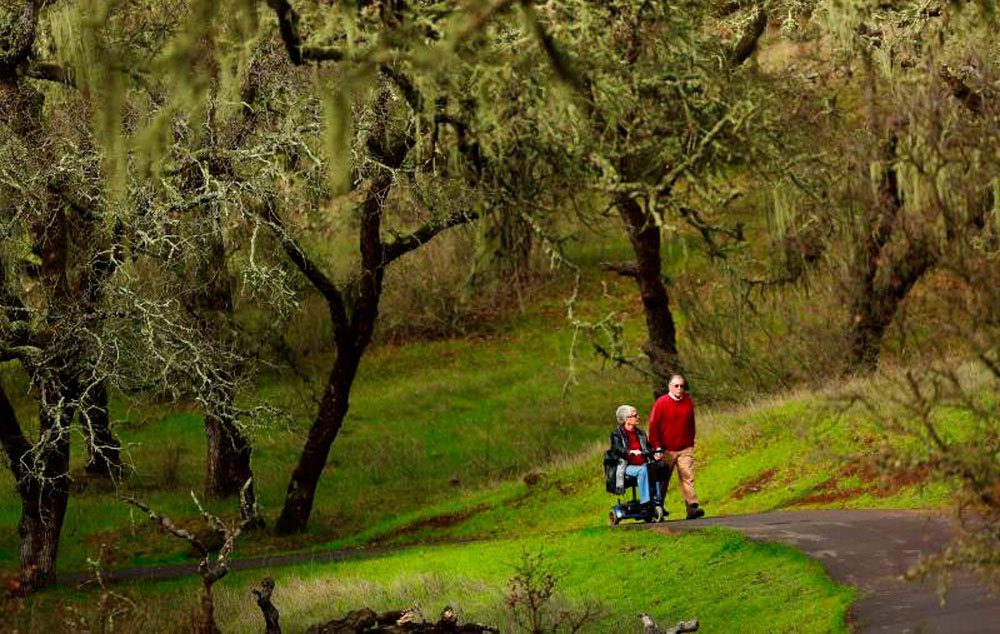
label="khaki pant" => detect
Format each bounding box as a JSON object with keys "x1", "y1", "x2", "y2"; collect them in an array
[{"x1": 662, "y1": 447, "x2": 698, "y2": 505}]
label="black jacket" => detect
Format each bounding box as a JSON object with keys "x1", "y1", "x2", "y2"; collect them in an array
[
  {"x1": 609, "y1": 424, "x2": 652, "y2": 460},
  {"x1": 604, "y1": 424, "x2": 653, "y2": 494}
]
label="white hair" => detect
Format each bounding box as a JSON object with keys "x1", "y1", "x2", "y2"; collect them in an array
[{"x1": 615, "y1": 404, "x2": 637, "y2": 425}]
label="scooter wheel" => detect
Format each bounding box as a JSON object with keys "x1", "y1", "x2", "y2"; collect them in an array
[
  {"x1": 609, "y1": 511, "x2": 620, "y2": 526},
  {"x1": 653, "y1": 506, "x2": 665, "y2": 523}
]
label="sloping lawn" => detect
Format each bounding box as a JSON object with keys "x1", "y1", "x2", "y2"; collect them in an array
[{"x1": 7, "y1": 529, "x2": 852, "y2": 633}]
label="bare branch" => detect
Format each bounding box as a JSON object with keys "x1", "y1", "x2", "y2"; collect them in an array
[
  {"x1": 940, "y1": 67, "x2": 984, "y2": 115},
  {"x1": 253, "y1": 578, "x2": 281, "y2": 634},
  {"x1": 656, "y1": 108, "x2": 748, "y2": 196},
  {"x1": 380, "y1": 65, "x2": 423, "y2": 113},
  {"x1": 0, "y1": 382, "x2": 31, "y2": 482},
  {"x1": 25, "y1": 61, "x2": 75, "y2": 87},
  {"x1": 302, "y1": 45, "x2": 345, "y2": 64},
  {"x1": 382, "y1": 208, "x2": 481, "y2": 264},
  {"x1": 266, "y1": 0, "x2": 344, "y2": 65},
  {"x1": 519, "y1": 0, "x2": 585, "y2": 91},
  {"x1": 728, "y1": 5, "x2": 767, "y2": 69},
  {"x1": 979, "y1": 352, "x2": 1000, "y2": 381},
  {"x1": 260, "y1": 198, "x2": 349, "y2": 330},
  {"x1": 122, "y1": 496, "x2": 208, "y2": 557},
  {"x1": 0, "y1": 344, "x2": 43, "y2": 362},
  {"x1": 600, "y1": 261, "x2": 639, "y2": 278},
  {"x1": 677, "y1": 205, "x2": 744, "y2": 259},
  {"x1": 453, "y1": 0, "x2": 519, "y2": 43}
]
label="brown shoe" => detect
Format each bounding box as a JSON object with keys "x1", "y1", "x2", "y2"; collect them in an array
[{"x1": 686, "y1": 503, "x2": 705, "y2": 520}]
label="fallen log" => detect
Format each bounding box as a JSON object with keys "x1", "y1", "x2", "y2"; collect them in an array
[{"x1": 306, "y1": 604, "x2": 498, "y2": 633}]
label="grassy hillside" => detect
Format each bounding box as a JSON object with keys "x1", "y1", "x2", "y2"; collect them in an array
[
  {"x1": 0, "y1": 298, "x2": 949, "y2": 632},
  {"x1": 0, "y1": 230, "x2": 958, "y2": 633},
  {"x1": 0, "y1": 230, "x2": 953, "y2": 575},
  {"x1": 5, "y1": 529, "x2": 853, "y2": 633},
  {"x1": 317, "y1": 384, "x2": 952, "y2": 554},
  {"x1": 0, "y1": 308, "x2": 647, "y2": 573}
]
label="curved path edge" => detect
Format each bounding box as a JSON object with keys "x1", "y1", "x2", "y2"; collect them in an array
[{"x1": 654, "y1": 509, "x2": 999, "y2": 633}]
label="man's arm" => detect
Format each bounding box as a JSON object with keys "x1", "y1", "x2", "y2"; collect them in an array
[{"x1": 647, "y1": 400, "x2": 663, "y2": 450}]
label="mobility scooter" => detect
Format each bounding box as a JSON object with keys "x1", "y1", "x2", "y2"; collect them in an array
[{"x1": 604, "y1": 448, "x2": 667, "y2": 524}]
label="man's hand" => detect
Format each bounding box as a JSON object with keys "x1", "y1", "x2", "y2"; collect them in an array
[{"x1": 629, "y1": 449, "x2": 641, "y2": 455}]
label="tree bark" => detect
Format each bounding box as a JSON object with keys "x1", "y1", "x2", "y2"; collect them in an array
[
  {"x1": 274, "y1": 170, "x2": 392, "y2": 535},
  {"x1": 274, "y1": 344, "x2": 364, "y2": 535},
  {"x1": 845, "y1": 134, "x2": 937, "y2": 373},
  {"x1": 17, "y1": 380, "x2": 75, "y2": 592},
  {"x1": 204, "y1": 405, "x2": 253, "y2": 500},
  {"x1": 847, "y1": 242, "x2": 935, "y2": 372},
  {"x1": 191, "y1": 222, "x2": 256, "y2": 503},
  {"x1": 728, "y1": 5, "x2": 767, "y2": 68},
  {"x1": 81, "y1": 380, "x2": 121, "y2": 476},
  {"x1": 616, "y1": 194, "x2": 681, "y2": 397},
  {"x1": 199, "y1": 581, "x2": 222, "y2": 634}
]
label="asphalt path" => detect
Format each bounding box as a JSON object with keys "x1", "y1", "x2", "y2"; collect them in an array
[{"x1": 656, "y1": 509, "x2": 999, "y2": 633}]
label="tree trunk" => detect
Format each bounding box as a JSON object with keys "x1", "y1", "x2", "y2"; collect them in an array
[
  {"x1": 847, "y1": 288, "x2": 892, "y2": 373},
  {"x1": 616, "y1": 194, "x2": 681, "y2": 397},
  {"x1": 200, "y1": 581, "x2": 222, "y2": 634},
  {"x1": 845, "y1": 135, "x2": 936, "y2": 374},
  {"x1": 204, "y1": 405, "x2": 253, "y2": 500},
  {"x1": 847, "y1": 249, "x2": 935, "y2": 373},
  {"x1": 17, "y1": 383, "x2": 74, "y2": 592},
  {"x1": 191, "y1": 222, "x2": 257, "y2": 507},
  {"x1": 18, "y1": 479, "x2": 69, "y2": 592},
  {"x1": 274, "y1": 164, "x2": 390, "y2": 535},
  {"x1": 81, "y1": 380, "x2": 121, "y2": 477},
  {"x1": 274, "y1": 344, "x2": 363, "y2": 535}
]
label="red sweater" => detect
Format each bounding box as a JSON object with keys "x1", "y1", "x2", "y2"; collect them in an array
[
  {"x1": 624, "y1": 427, "x2": 645, "y2": 465},
  {"x1": 648, "y1": 393, "x2": 696, "y2": 451}
]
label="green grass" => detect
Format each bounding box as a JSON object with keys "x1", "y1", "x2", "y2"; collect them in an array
[
  {"x1": 0, "y1": 281, "x2": 653, "y2": 572},
  {"x1": 0, "y1": 302, "x2": 954, "y2": 575},
  {"x1": 6, "y1": 529, "x2": 853, "y2": 633},
  {"x1": 0, "y1": 228, "x2": 959, "y2": 634},
  {"x1": 308, "y1": 387, "x2": 953, "y2": 554}
]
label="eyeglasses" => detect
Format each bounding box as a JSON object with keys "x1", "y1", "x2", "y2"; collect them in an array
[
  {"x1": 670, "y1": 384, "x2": 686, "y2": 389},
  {"x1": 627, "y1": 413, "x2": 639, "y2": 419}
]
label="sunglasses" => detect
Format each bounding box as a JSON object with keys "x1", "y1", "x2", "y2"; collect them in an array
[{"x1": 670, "y1": 384, "x2": 686, "y2": 389}]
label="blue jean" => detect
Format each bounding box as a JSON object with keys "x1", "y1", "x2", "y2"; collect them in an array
[{"x1": 625, "y1": 465, "x2": 652, "y2": 504}]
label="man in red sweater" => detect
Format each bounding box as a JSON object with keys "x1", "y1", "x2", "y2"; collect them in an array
[{"x1": 647, "y1": 374, "x2": 705, "y2": 519}]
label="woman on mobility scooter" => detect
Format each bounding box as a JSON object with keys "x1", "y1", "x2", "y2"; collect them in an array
[{"x1": 605, "y1": 405, "x2": 667, "y2": 524}]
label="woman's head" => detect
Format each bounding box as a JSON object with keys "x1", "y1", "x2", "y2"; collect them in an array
[{"x1": 616, "y1": 404, "x2": 639, "y2": 429}]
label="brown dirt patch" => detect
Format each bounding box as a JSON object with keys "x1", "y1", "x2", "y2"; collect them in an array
[
  {"x1": 732, "y1": 468, "x2": 778, "y2": 500},
  {"x1": 795, "y1": 485, "x2": 866, "y2": 505},
  {"x1": 870, "y1": 464, "x2": 934, "y2": 497},
  {"x1": 791, "y1": 458, "x2": 935, "y2": 506},
  {"x1": 791, "y1": 472, "x2": 863, "y2": 506},
  {"x1": 368, "y1": 505, "x2": 488, "y2": 546},
  {"x1": 522, "y1": 471, "x2": 544, "y2": 486}
]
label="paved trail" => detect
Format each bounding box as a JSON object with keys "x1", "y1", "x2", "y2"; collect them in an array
[
  {"x1": 657, "y1": 509, "x2": 999, "y2": 633},
  {"x1": 60, "y1": 509, "x2": 998, "y2": 632}
]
